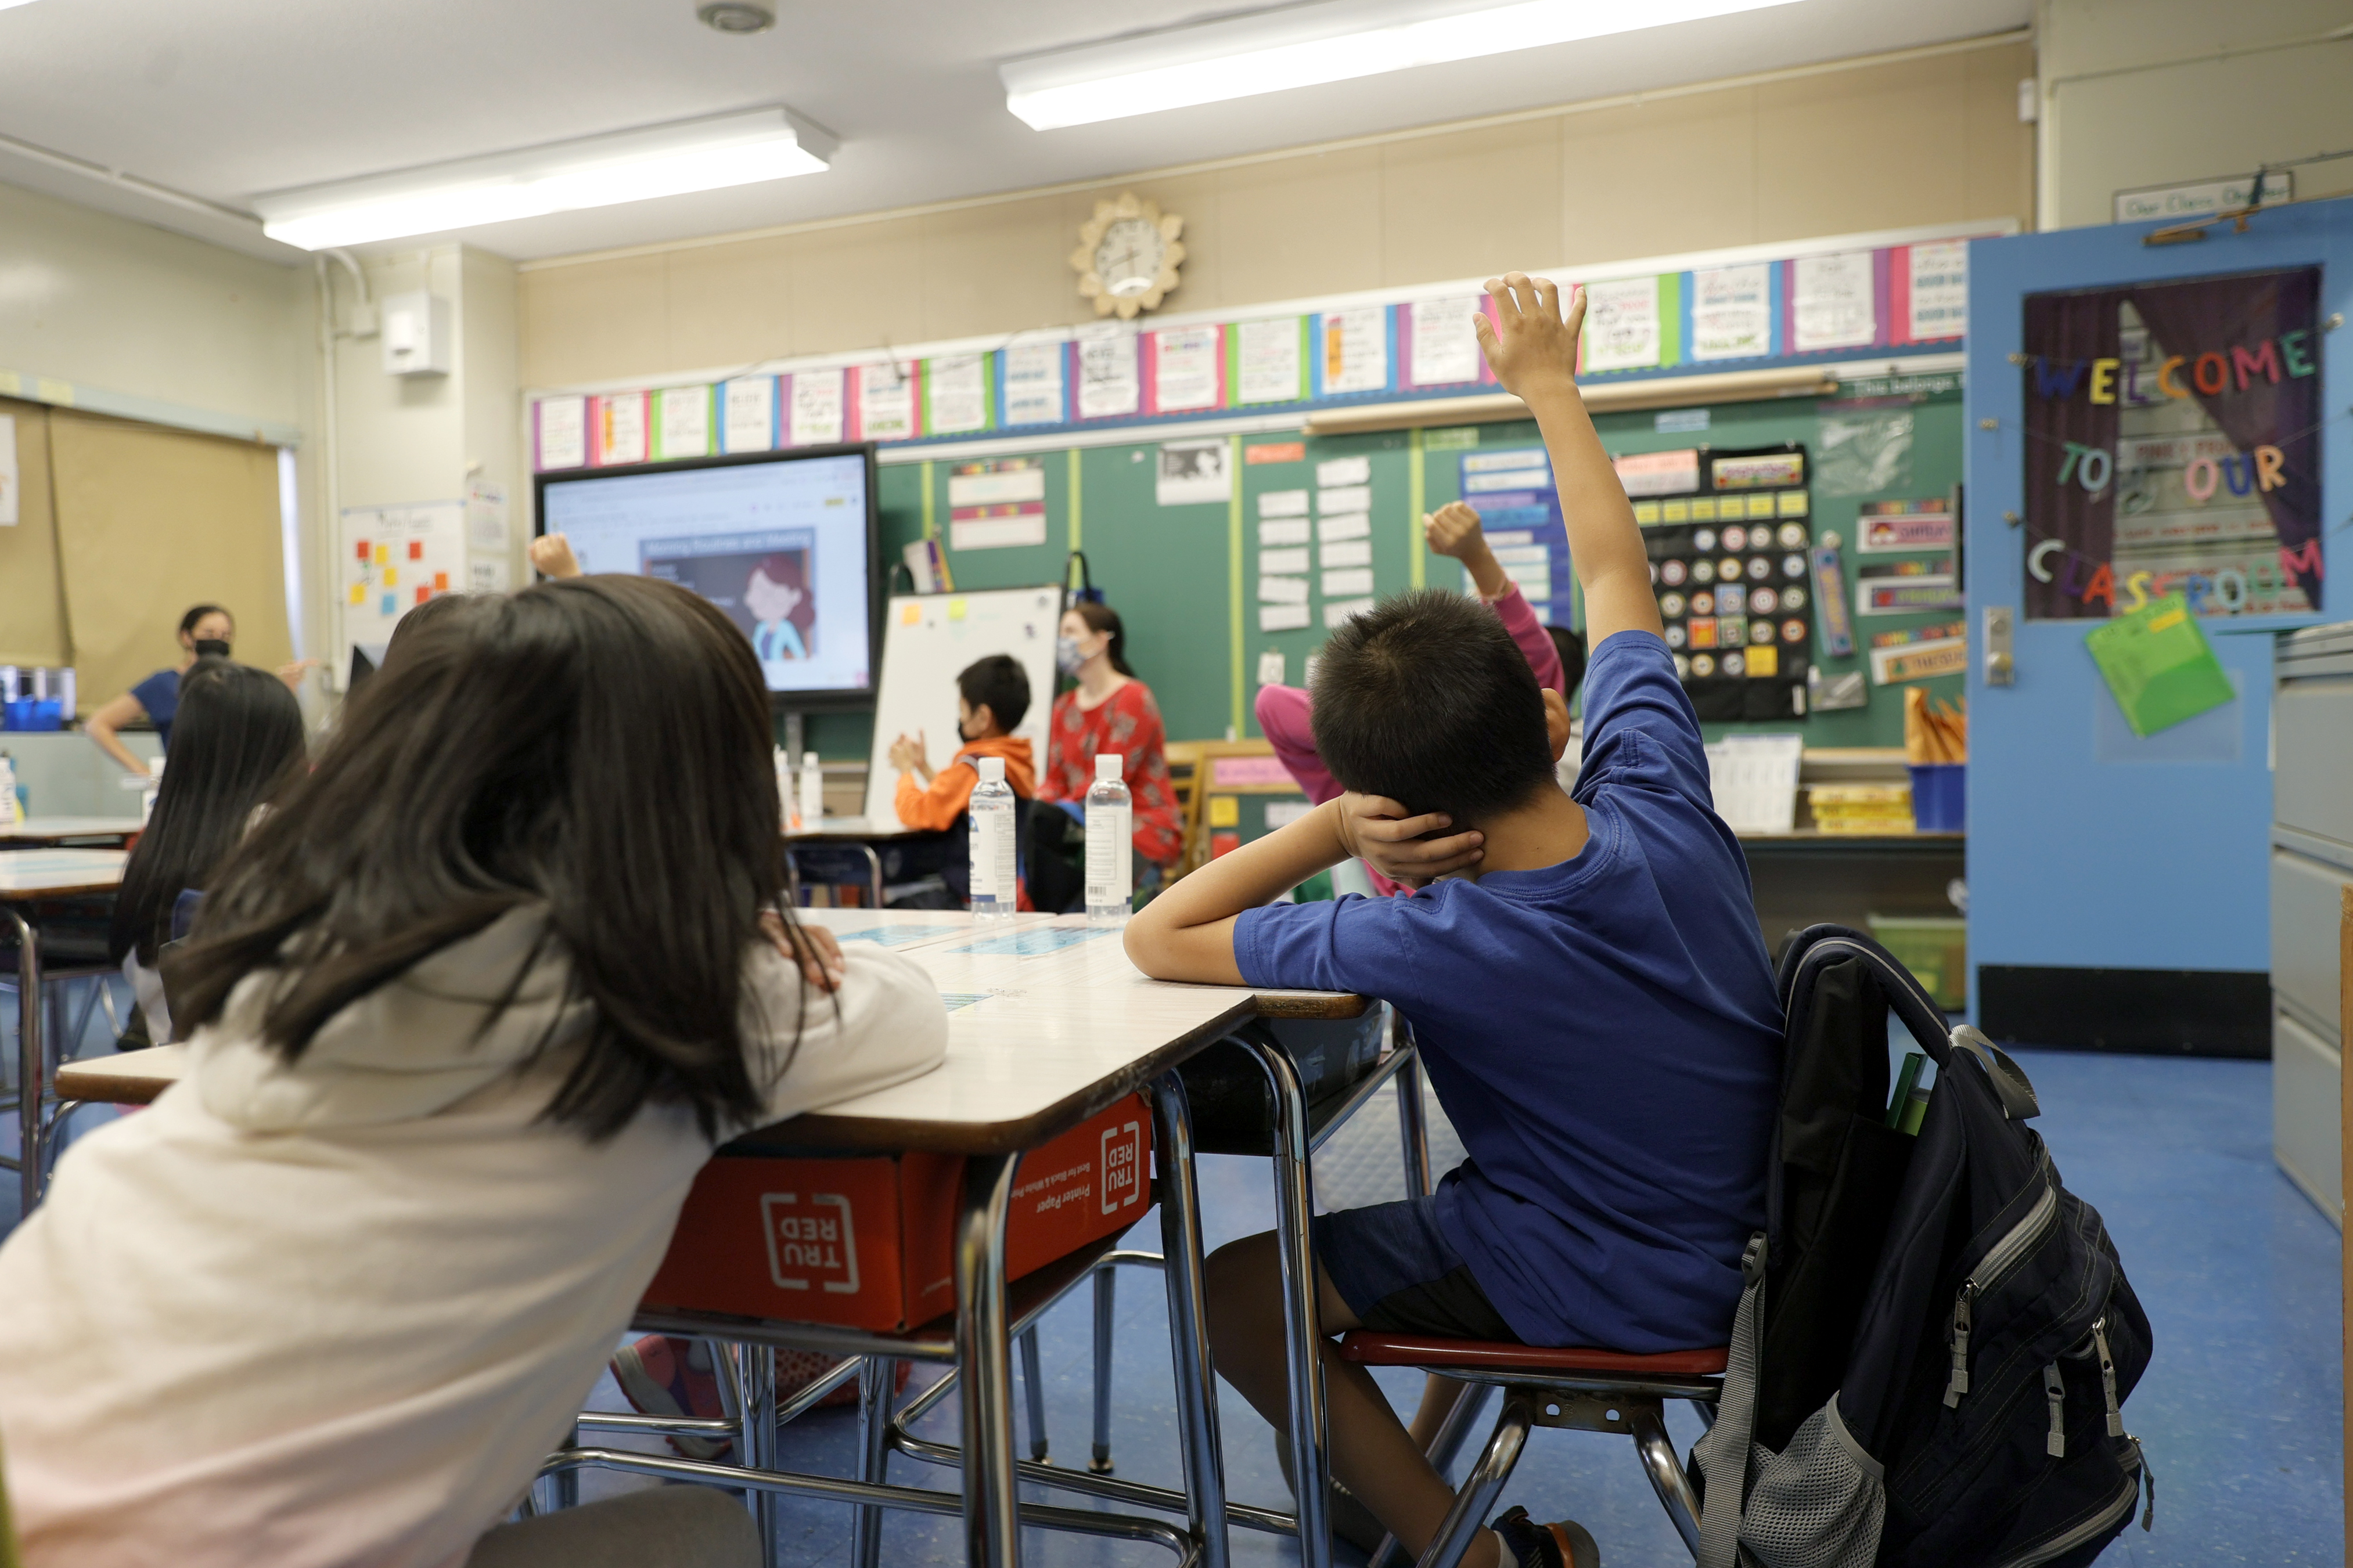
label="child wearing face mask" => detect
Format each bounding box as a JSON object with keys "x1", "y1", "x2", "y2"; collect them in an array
[{"x1": 887, "y1": 654, "x2": 1036, "y2": 831}]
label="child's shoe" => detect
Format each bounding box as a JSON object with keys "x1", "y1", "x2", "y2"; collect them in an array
[
  {"x1": 1492, "y1": 1505, "x2": 1601, "y2": 1568},
  {"x1": 611, "y1": 1334, "x2": 733, "y2": 1461}
]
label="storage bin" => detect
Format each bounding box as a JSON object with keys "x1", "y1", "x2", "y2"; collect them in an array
[
  {"x1": 1869, "y1": 913, "x2": 1967, "y2": 1011},
  {"x1": 1906, "y1": 762, "x2": 1965, "y2": 832}
]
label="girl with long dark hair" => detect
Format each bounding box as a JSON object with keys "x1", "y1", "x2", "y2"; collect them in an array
[
  {"x1": 0, "y1": 575, "x2": 947, "y2": 1568},
  {"x1": 106, "y1": 658, "x2": 308, "y2": 1043}
]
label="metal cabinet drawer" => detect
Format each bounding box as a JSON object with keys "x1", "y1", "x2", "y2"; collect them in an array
[
  {"x1": 2274, "y1": 1007, "x2": 2342, "y2": 1225},
  {"x1": 2271, "y1": 848, "x2": 2351, "y2": 1038},
  {"x1": 2275, "y1": 675, "x2": 2353, "y2": 848}
]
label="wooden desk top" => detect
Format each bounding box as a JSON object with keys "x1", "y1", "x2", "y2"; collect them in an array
[
  {"x1": 55, "y1": 914, "x2": 1365, "y2": 1157},
  {"x1": 0, "y1": 848, "x2": 128, "y2": 899},
  {"x1": 786, "y1": 815, "x2": 937, "y2": 843},
  {"x1": 0, "y1": 817, "x2": 142, "y2": 846}
]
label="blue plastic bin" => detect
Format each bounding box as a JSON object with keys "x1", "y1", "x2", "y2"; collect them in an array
[{"x1": 1907, "y1": 763, "x2": 1965, "y2": 832}]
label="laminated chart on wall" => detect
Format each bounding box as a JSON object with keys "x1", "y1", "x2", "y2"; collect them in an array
[
  {"x1": 1316, "y1": 454, "x2": 1377, "y2": 629},
  {"x1": 1460, "y1": 448, "x2": 1570, "y2": 626},
  {"x1": 340, "y1": 501, "x2": 465, "y2": 647},
  {"x1": 946, "y1": 457, "x2": 1046, "y2": 551},
  {"x1": 1631, "y1": 444, "x2": 1814, "y2": 721},
  {"x1": 1868, "y1": 619, "x2": 1968, "y2": 685}
]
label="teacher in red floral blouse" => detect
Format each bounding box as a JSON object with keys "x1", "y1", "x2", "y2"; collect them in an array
[{"x1": 1038, "y1": 601, "x2": 1185, "y2": 873}]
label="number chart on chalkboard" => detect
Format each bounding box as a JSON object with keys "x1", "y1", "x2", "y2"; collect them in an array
[{"x1": 1632, "y1": 442, "x2": 1814, "y2": 721}]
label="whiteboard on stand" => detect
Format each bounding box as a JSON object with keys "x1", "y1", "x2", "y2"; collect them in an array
[{"x1": 862, "y1": 585, "x2": 1062, "y2": 826}]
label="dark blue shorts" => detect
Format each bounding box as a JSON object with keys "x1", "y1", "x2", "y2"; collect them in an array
[{"x1": 1311, "y1": 1195, "x2": 1519, "y2": 1342}]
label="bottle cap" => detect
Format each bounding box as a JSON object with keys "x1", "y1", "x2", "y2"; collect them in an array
[
  {"x1": 978, "y1": 756, "x2": 1006, "y2": 783},
  {"x1": 1095, "y1": 754, "x2": 1123, "y2": 781},
  {"x1": 803, "y1": 751, "x2": 819, "y2": 767}
]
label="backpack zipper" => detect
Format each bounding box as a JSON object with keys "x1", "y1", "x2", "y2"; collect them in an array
[
  {"x1": 2091, "y1": 1318, "x2": 2124, "y2": 1437},
  {"x1": 1942, "y1": 1181, "x2": 2059, "y2": 1408},
  {"x1": 2042, "y1": 1362, "x2": 2067, "y2": 1458},
  {"x1": 1982, "y1": 1447, "x2": 2142, "y2": 1568}
]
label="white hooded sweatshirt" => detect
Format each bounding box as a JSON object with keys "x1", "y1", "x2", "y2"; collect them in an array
[{"x1": 0, "y1": 909, "x2": 947, "y2": 1568}]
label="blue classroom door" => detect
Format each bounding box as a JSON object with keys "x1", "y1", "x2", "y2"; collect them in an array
[{"x1": 1962, "y1": 199, "x2": 2353, "y2": 1052}]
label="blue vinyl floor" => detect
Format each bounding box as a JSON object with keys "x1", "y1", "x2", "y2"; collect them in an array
[{"x1": 8, "y1": 996, "x2": 2343, "y2": 1565}]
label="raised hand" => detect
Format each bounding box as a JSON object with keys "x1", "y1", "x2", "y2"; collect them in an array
[{"x1": 1473, "y1": 274, "x2": 1585, "y2": 399}]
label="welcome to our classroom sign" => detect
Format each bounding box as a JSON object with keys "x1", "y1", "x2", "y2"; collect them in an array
[{"x1": 2020, "y1": 268, "x2": 2321, "y2": 621}]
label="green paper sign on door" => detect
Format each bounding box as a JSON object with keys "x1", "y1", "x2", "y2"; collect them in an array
[{"x1": 2084, "y1": 593, "x2": 2236, "y2": 737}]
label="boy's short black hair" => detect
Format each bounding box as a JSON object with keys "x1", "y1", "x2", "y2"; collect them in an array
[
  {"x1": 1311, "y1": 590, "x2": 1557, "y2": 822},
  {"x1": 958, "y1": 654, "x2": 1030, "y2": 733}
]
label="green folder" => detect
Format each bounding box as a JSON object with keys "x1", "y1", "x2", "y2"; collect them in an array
[{"x1": 2084, "y1": 593, "x2": 2237, "y2": 738}]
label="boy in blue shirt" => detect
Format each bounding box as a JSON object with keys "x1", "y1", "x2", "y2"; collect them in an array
[{"x1": 1126, "y1": 273, "x2": 1781, "y2": 1568}]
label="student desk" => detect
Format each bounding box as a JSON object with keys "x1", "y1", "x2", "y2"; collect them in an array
[
  {"x1": 0, "y1": 816, "x2": 142, "y2": 849},
  {"x1": 785, "y1": 817, "x2": 936, "y2": 908},
  {"x1": 59, "y1": 913, "x2": 1379, "y2": 1568},
  {"x1": 1, "y1": 848, "x2": 126, "y2": 1214}
]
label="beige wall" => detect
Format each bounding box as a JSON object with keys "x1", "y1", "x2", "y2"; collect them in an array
[
  {"x1": 2036, "y1": 0, "x2": 2353, "y2": 230},
  {"x1": 520, "y1": 37, "x2": 2035, "y2": 389}
]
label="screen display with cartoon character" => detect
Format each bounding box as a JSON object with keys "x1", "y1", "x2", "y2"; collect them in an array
[{"x1": 539, "y1": 451, "x2": 874, "y2": 697}]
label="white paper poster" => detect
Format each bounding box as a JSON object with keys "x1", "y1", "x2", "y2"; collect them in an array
[
  {"x1": 1581, "y1": 277, "x2": 1662, "y2": 372},
  {"x1": 595, "y1": 393, "x2": 647, "y2": 467},
  {"x1": 1153, "y1": 326, "x2": 1222, "y2": 412},
  {"x1": 1257, "y1": 648, "x2": 1287, "y2": 686},
  {"x1": 1409, "y1": 297, "x2": 1484, "y2": 385},
  {"x1": 1002, "y1": 341, "x2": 1066, "y2": 426},
  {"x1": 1321, "y1": 539, "x2": 1372, "y2": 568},
  {"x1": 1076, "y1": 327, "x2": 1141, "y2": 420},
  {"x1": 1322, "y1": 567, "x2": 1375, "y2": 598},
  {"x1": 858, "y1": 362, "x2": 919, "y2": 442},
  {"x1": 1259, "y1": 575, "x2": 1310, "y2": 604},
  {"x1": 1908, "y1": 240, "x2": 1969, "y2": 341},
  {"x1": 467, "y1": 556, "x2": 513, "y2": 594},
  {"x1": 1318, "y1": 511, "x2": 1371, "y2": 542},
  {"x1": 1321, "y1": 307, "x2": 1388, "y2": 395},
  {"x1": 1323, "y1": 597, "x2": 1376, "y2": 629},
  {"x1": 1792, "y1": 251, "x2": 1877, "y2": 352},
  {"x1": 1157, "y1": 438, "x2": 1230, "y2": 506},
  {"x1": 0, "y1": 414, "x2": 16, "y2": 525},
  {"x1": 656, "y1": 386, "x2": 711, "y2": 460},
  {"x1": 722, "y1": 377, "x2": 776, "y2": 452},
  {"x1": 1316, "y1": 456, "x2": 1370, "y2": 488},
  {"x1": 1235, "y1": 318, "x2": 1303, "y2": 405},
  {"x1": 1260, "y1": 603, "x2": 1312, "y2": 632},
  {"x1": 1258, "y1": 489, "x2": 1309, "y2": 518},
  {"x1": 927, "y1": 355, "x2": 990, "y2": 435},
  {"x1": 341, "y1": 501, "x2": 465, "y2": 643},
  {"x1": 536, "y1": 396, "x2": 587, "y2": 470},
  {"x1": 1260, "y1": 547, "x2": 1311, "y2": 574},
  {"x1": 1259, "y1": 518, "x2": 1311, "y2": 547},
  {"x1": 1318, "y1": 484, "x2": 1372, "y2": 514},
  {"x1": 465, "y1": 478, "x2": 509, "y2": 553},
  {"x1": 1690, "y1": 265, "x2": 1772, "y2": 361},
  {"x1": 789, "y1": 369, "x2": 844, "y2": 446}
]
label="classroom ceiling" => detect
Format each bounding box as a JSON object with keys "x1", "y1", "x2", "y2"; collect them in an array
[{"x1": 0, "y1": 0, "x2": 2029, "y2": 265}]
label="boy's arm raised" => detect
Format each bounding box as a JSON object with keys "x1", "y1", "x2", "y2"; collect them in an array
[{"x1": 1474, "y1": 275, "x2": 1663, "y2": 649}]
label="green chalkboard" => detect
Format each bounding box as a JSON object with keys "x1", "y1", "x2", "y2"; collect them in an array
[{"x1": 798, "y1": 389, "x2": 1965, "y2": 759}]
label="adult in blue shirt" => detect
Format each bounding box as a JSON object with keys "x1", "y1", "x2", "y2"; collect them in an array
[{"x1": 86, "y1": 604, "x2": 311, "y2": 775}]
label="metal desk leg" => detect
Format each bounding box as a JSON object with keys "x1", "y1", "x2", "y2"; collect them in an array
[
  {"x1": 1088, "y1": 1266, "x2": 1117, "y2": 1475},
  {"x1": 859, "y1": 844, "x2": 886, "y2": 909},
  {"x1": 852, "y1": 1357, "x2": 895, "y2": 1568},
  {"x1": 1394, "y1": 1041, "x2": 1433, "y2": 1198},
  {"x1": 12, "y1": 909, "x2": 43, "y2": 1220},
  {"x1": 1242, "y1": 1039, "x2": 1331, "y2": 1568},
  {"x1": 955, "y1": 1151, "x2": 1024, "y2": 1568},
  {"x1": 1019, "y1": 1326, "x2": 1050, "y2": 1462},
  {"x1": 742, "y1": 1344, "x2": 780, "y2": 1566},
  {"x1": 1149, "y1": 1069, "x2": 1231, "y2": 1568}
]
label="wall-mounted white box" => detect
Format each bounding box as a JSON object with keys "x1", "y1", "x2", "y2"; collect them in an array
[{"x1": 380, "y1": 291, "x2": 451, "y2": 377}]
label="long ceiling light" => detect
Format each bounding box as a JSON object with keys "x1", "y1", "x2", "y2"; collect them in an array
[
  {"x1": 253, "y1": 107, "x2": 833, "y2": 250},
  {"x1": 1003, "y1": 0, "x2": 1807, "y2": 130}
]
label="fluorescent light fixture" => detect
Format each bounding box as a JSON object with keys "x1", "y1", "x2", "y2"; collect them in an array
[
  {"x1": 1003, "y1": 0, "x2": 1805, "y2": 129},
  {"x1": 253, "y1": 107, "x2": 833, "y2": 250}
]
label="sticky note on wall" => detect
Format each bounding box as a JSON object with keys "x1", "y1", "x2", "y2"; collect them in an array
[{"x1": 1207, "y1": 796, "x2": 1239, "y2": 827}]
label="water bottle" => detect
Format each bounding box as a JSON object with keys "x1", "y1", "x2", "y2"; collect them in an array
[
  {"x1": 1085, "y1": 754, "x2": 1133, "y2": 925},
  {"x1": 775, "y1": 746, "x2": 796, "y2": 830},
  {"x1": 0, "y1": 752, "x2": 17, "y2": 828},
  {"x1": 968, "y1": 755, "x2": 1018, "y2": 921},
  {"x1": 141, "y1": 757, "x2": 163, "y2": 825},
  {"x1": 799, "y1": 751, "x2": 825, "y2": 832}
]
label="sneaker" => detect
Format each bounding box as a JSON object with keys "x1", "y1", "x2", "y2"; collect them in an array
[
  {"x1": 1492, "y1": 1505, "x2": 1601, "y2": 1568},
  {"x1": 611, "y1": 1335, "x2": 733, "y2": 1461}
]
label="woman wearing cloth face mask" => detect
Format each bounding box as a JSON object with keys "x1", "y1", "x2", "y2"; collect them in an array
[
  {"x1": 1037, "y1": 603, "x2": 1183, "y2": 881},
  {"x1": 85, "y1": 605, "x2": 314, "y2": 776}
]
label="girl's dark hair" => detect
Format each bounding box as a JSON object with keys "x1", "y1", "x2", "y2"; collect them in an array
[
  {"x1": 178, "y1": 604, "x2": 232, "y2": 638},
  {"x1": 109, "y1": 660, "x2": 307, "y2": 967},
  {"x1": 165, "y1": 575, "x2": 800, "y2": 1141},
  {"x1": 1068, "y1": 601, "x2": 1135, "y2": 677}
]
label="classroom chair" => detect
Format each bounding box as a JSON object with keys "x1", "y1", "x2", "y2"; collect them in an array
[{"x1": 2, "y1": 902, "x2": 124, "y2": 1214}]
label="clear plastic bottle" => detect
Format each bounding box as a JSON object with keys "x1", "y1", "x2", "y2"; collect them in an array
[
  {"x1": 1085, "y1": 753, "x2": 1133, "y2": 925},
  {"x1": 799, "y1": 750, "x2": 825, "y2": 832},
  {"x1": 141, "y1": 756, "x2": 163, "y2": 825},
  {"x1": 775, "y1": 746, "x2": 797, "y2": 830},
  {"x1": 0, "y1": 752, "x2": 17, "y2": 829},
  {"x1": 968, "y1": 755, "x2": 1018, "y2": 921}
]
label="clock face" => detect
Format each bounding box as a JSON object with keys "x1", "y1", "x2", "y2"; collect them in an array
[{"x1": 1093, "y1": 217, "x2": 1164, "y2": 297}]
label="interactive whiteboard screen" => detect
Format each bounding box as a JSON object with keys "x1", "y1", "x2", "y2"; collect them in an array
[{"x1": 537, "y1": 446, "x2": 879, "y2": 705}]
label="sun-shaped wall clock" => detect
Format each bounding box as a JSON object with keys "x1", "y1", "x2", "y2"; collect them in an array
[{"x1": 1070, "y1": 191, "x2": 1185, "y2": 319}]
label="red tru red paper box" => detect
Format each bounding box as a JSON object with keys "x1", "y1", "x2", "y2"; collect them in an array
[{"x1": 643, "y1": 1095, "x2": 1153, "y2": 1331}]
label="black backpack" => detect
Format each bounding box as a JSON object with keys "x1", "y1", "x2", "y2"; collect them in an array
[{"x1": 1692, "y1": 925, "x2": 2154, "y2": 1568}]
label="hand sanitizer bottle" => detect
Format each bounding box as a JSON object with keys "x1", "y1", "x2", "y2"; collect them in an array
[
  {"x1": 1085, "y1": 754, "x2": 1132, "y2": 925},
  {"x1": 799, "y1": 751, "x2": 825, "y2": 833},
  {"x1": 142, "y1": 757, "x2": 164, "y2": 825},
  {"x1": 0, "y1": 752, "x2": 18, "y2": 829},
  {"x1": 776, "y1": 746, "x2": 797, "y2": 830},
  {"x1": 969, "y1": 756, "x2": 1017, "y2": 921}
]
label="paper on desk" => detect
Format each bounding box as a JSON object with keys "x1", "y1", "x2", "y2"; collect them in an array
[{"x1": 950, "y1": 928, "x2": 1114, "y2": 958}]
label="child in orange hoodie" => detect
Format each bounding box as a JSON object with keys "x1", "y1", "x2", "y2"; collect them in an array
[{"x1": 889, "y1": 654, "x2": 1036, "y2": 830}]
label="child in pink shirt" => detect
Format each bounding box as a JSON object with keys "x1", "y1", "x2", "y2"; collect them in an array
[{"x1": 1257, "y1": 500, "x2": 1577, "y2": 893}]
